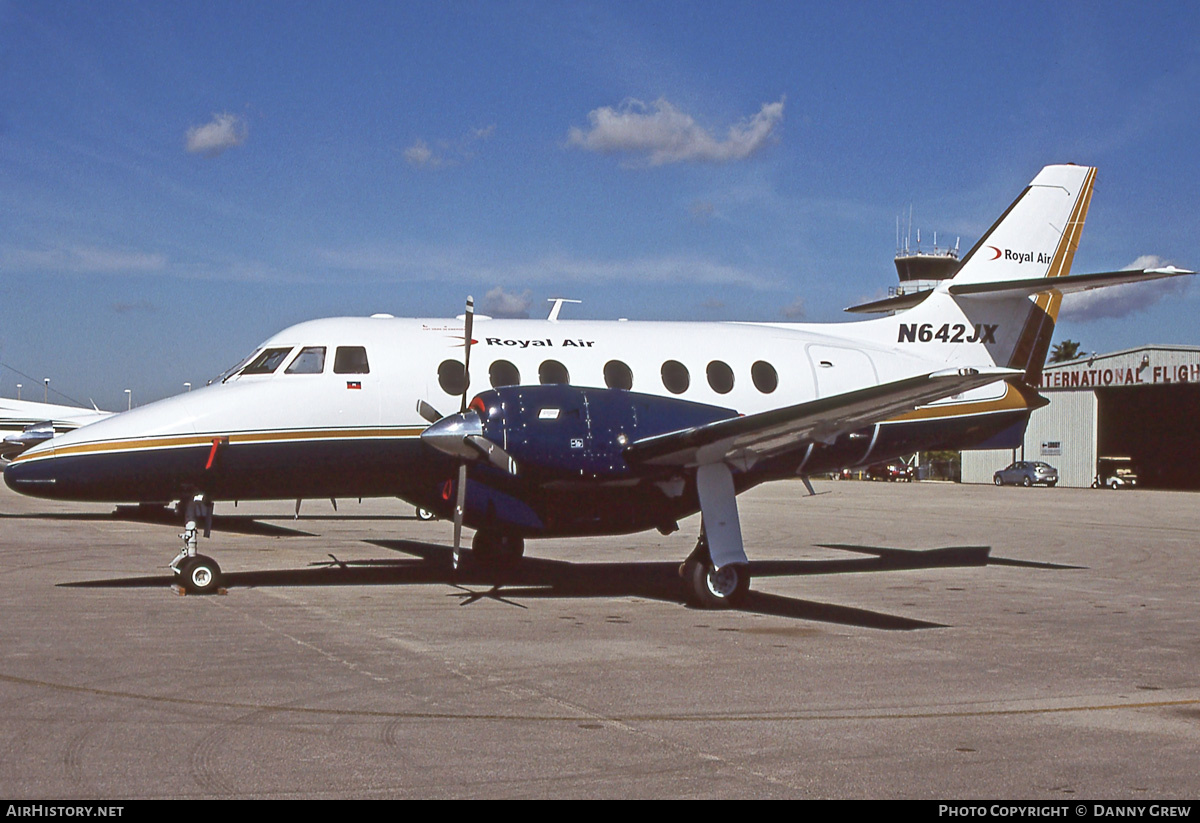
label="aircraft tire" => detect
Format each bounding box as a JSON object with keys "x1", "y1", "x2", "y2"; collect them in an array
[
  {"x1": 176, "y1": 555, "x2": 222, "y2": 595},
  {"x1": 683, "y1": 556, "x2": 749, "y2": 609}
]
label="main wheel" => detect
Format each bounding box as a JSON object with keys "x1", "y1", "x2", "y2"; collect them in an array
[
  {"x1": 416, "y1": 507, "x2": 436, "y2": 521},
  {"x1": 471, "y1": 531, "x2": 524, "y2": 566},
  {"x1": 994, "y1": 476, "x2": 1003, "y2": 486},
  {"x1": 176, "y1": 554, "x2": 223, "y2": 595},
  {"x1": 1109, "y1": 479, "x2": 1120, "y2": 490},
  {"x1": 683, "y1": 555, "x2": 750, "y2": 609}
]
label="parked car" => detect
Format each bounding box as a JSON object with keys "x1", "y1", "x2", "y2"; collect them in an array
[
  {"x1": 866, "y1": 462, "x2": 914, "y2": 482},
  {"x1": 993, "y1": 461, "x2": 1058, "y2": 487}
]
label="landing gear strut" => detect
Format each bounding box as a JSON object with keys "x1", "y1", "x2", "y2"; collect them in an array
[
  {"x1": 170, "y1": 493, "x2": 224, "y2": 594},
  {"x1": 680, "y1": 532, "x2": 750, "y2": 609}
]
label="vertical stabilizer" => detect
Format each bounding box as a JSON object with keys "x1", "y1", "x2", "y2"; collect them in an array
[{"x1": 880, "y1": 165, "x2": 1095, "y2": 385}]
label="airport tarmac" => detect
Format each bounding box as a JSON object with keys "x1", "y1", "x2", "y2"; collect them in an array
[{"x1": 0, "y1": 478, "x2": 1197, "y2": 799}]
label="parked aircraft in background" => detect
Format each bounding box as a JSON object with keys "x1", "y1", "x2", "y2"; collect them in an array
[
  {"x1": 0, "y1": 398, "x2": 110, "y2": 461},
  {"x1": 4, "y1": 164, "x2": 1191, "y2": 606}
]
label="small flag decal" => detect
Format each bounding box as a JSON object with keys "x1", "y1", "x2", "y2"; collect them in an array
[{"x1": 346, "y1": 381, "x2": 362, "y2": 390}]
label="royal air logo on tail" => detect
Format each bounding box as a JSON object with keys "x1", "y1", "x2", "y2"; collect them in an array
[{"x1": 986, "y1": 245, "x2": 1052, "y2": 264}]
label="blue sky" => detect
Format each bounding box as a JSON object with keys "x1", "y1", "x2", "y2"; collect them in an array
[{"x1": 2, "y1": 0, "x2": 1198, "y2": 408}]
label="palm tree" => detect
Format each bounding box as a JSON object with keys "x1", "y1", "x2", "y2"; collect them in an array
[{"x1": 1049, "y1": 339, "x2": 1082, "y2": 363}]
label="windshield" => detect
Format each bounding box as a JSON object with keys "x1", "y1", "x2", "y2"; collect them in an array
[
  {"x1": 215, "y1": 348, "x2": 262, "y2": 384},
  {"x1": 240, "y1": 347, "x2": 294, "y2": 375}
]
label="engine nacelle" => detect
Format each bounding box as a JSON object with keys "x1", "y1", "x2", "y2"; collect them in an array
[{"x1": 469, "y1": 385, "x2": 736, "y2": 479}]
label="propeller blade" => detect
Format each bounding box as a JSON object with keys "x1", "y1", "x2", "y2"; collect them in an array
[
  {"x1": 416, "y1": 399, "x2": 443, "y2": 424},
  {"x1": 452, "y1": 462, "x2": 468, "y2": 570},
  {"x1": 466, "y1": 434, "x2": 518, "y2": 475},
  {"x1": 460, "y1": 295, "x2": 474, "y2": 414}
]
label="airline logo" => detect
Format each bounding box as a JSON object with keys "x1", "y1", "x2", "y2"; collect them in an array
[{"x1": 985, "y1": 246, "x2": 1053, "y2": 265}]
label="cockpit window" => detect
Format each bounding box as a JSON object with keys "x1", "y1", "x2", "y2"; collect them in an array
[
  {"x1": 334, "y1": 346, "x2": 370, "y2": 374},
  {"x1": 285, "y1": 346, "x2": 326, "y2": 374},
  {"x1": 217, "y1": 349, "x2": 262, "y2": 383},
  {"x1": 240, "y1": 347, "x2": 294, "y2": 375}
]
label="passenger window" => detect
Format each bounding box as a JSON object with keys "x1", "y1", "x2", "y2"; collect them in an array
[
  {"x1": 286, "y1": 346, "x2": 326, "y2": 374},
  {"x1": 539, "y1": 360, "x2": 570, "y2": 385},
  {"x1": 489, "y1": 360, "x2": 520, "y2": 388},
  {"x1": 751, "y1": 360, "x2": 778, "y2": 393},
  {"x1": 438, "y1": 360, "x2": 468, "y2": 395},
  {"x1": 241, "y1": 347, "x2": 294, "y2": 375},
  {"x1": 707, "y1": 360, "x2": 734, "y2": 394},
  {"x1": 334, "y1": 346, "x2": 370, "y2": 374},
  {"x1": 661, "y1": 360, "x2": 689, "y2": 394},
  {"x1": 604, "y1": 360, "x2": 633, "y2": 390}
]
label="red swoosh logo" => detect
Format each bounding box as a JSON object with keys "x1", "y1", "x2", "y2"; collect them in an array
[{"x1": 985, "y1": 245, "x2": 1002, "y2": 260}]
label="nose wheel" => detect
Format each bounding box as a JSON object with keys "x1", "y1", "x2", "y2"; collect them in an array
[{"x1": 175, "y1": 554, "x2": 223, "y2": 595}]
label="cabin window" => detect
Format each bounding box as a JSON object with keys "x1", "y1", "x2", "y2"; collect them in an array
[
  {"x1": 489, "y1": 360, "x2": 520, "y2": 388},
  {"x1": 539, "y1": 360, "x2": 570, "y2": 385},
  {"x1": 334, "y1": 346, "x2": 370, "y2": 374},
  {"x1": 438, "y1": 359, "x2": 468, "y2": 395},
  {"x1": 285, "y1": 346, "x2": 326, "y2": 374},
  {"x1": 707, "y1": 360, "x2": 734, "y2": 394},
  {"x1": 604, "y1": 360, "x2": 633, "y2": 390},
  {"x1": 752, "y1": 360, "x2": 778, "y2": 393},
  {"x1": 240, "y1": 347, "x2": 294, "y2": 375},
  {"x1": 661, "y1": 360, "x2": 689, "y2": 394}
]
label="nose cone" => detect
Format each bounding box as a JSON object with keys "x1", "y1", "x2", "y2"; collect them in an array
[
  {"x1": 420, "y1": 411, "x2": 483, "y2": 461},
  {"x1": 4, "y1": 449, "x2": 61, "y2": 497}
]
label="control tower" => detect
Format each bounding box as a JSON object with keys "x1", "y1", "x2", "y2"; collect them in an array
[{"x1": 892, "y1": 218, "x2": 961, "y2": 297}]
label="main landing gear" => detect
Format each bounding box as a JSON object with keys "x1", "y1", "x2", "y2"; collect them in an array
[
  {"x1": 680, "y1": 532, "x2": 750, "y2": 609},
  {"x1": 170, "y1": 494, "x2": 224, "y2": 594}
]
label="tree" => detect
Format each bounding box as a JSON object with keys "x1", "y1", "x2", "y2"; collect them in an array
[{"x1": 1049, "y1": 340, "x2": 1082, "y2": 363}]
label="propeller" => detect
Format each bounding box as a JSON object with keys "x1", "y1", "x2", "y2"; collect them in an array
[{"x1": 415, "y1": 296, "x2": 517, "y2": 569}]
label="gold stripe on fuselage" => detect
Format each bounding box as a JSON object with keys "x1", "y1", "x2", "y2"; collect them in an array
[{"x1": 10, "y1": 426, "x2": 426, "y2": 464}]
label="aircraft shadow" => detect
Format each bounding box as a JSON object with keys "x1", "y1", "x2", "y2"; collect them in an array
[
  {"x1": 56, "y1": 538, "x2": 1076, "y2": 631},
  {"x1": 0, "y1": 508, "x2": 315, "y2": 538}
]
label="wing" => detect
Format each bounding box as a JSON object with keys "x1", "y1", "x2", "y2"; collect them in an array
[{"x1": 622, "y1": 367, "x2": 1022, "y2": 468}]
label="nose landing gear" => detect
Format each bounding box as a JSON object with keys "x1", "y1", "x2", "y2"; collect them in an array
[{"x1": 169, "y1": 494, "x2": 225, "y2": 595}]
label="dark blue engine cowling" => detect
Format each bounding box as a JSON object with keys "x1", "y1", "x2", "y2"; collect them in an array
[{"x1": 469, "y1": 385, "x2": 738, "y2": 480}]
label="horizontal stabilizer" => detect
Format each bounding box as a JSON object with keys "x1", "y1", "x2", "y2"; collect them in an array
[
  {"x1": 623, "y1": 367, "x2": 1021, "y2": 468},
  {"x1": 844, "y1": 267, "x2": 1192, "y2": 313},
  {"x1": 949, "y1": 266, "x2": 1193, "y2": 299},
  {"x1": 843, "y1": 290, "x2": 934, "y2": 314}
]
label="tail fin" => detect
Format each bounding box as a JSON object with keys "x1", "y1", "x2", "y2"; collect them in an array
[
  {"x1": 855, "y1": 165, "x2": 1095, "y2": 385},
  {"x1": 949, "y1": 164, "x2": 1095, "y2": 384}
]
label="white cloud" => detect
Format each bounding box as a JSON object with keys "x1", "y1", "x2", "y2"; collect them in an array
[
  {"x1": 480, "y1": 286, "x2": 533, "y2": 318},
  {"x1": 780, "y1": 297, "x2": 806, "y2": 320},
  {"x1": 403, "y1": 140, "x2": 437, "y2": 168},
  {"x1": 1059, "y1": 255, "x2": 1191, "y2": 321},
  {"x1": 185, "y1": 113, "x2": 247, "y2": 157},
  {"x1": 1, "y1": 245, "x2": 166, "y2": 274},
  {"x1": 314, "y1": 245, "x2": 776, "y2": 289},
  {"x1": 405, "y1": 125, "x2": 496, "y2": 169},
  {"x1": 567, "y1": 97, "x2": 784, "y2": 166}
]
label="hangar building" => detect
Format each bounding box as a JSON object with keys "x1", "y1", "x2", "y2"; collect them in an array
[{"x1": 961, "y1": 345, "x2": 1200, "y2": 489}]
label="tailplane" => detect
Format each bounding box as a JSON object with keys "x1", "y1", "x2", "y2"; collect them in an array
[{"x1": 848, "y1": 165, "x2": 1191, "y2": 387}]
